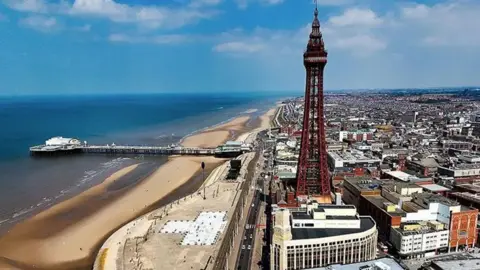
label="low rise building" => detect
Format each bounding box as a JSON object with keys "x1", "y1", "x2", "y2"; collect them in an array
[
  {"x1": 338, "y1": 130, "x2": 374, "y2": 142},
  {"x1": 438, "y1": 163, "x2": 480, "y2": 178},
  {"x1": 390, "y1": 221, "x2": 449, "y2": 259},
  {"x1": 327, "y1": 151, "x2": 381, "y2": 173}
]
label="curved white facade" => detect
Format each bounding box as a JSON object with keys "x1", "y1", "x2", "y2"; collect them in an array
[{"x1": 271, "y1": 206, "x2": 378, "y2": 270}]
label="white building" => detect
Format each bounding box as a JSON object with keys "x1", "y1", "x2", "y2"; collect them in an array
[
  {"x1": 338, "y1": 130, "x2": 374, "y2": 142},
  {"x1": 45, "y1": 136, "x2": 81, "y2": 146},
  {"x1": 390, "y1": 221, "x2": 449, "y2": 258},
  {"x1": 327, "y1": 151, "x2": 381, "y2": 170},
  {"x1": 271, "y1": 203, "x2": 377, "y2": 270}
]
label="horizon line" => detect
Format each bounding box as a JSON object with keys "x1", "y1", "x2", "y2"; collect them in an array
[{"x1": 1, "y1": 86, "x2": 479, "y2": 98}]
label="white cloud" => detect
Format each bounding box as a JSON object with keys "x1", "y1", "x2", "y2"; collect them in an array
[
  {"x1": 328, "y1": 8, "x2": 383, "y2": 27},
  {"x1": 19, "y1": 15, "x2": 61, "y2": 33},
  {"x1": 4, "y1": 0, "x2": 49, "y2": 13},
  {"x1": 235, "y1": 0, "x2": 284, "y2": 10},
  {"x1": 213, "y1": 7, "x2": 387, "y2": 57},
  {"x1": 189, "y1": 0, "x2": 222, "y2": 8},
  {"x1": 109, "y1": 33, "x2": 188, "y2": 45},
  {"x1": 5, "y1": 0, "x2": 220, "y2": 30},
  {"x1": 316, "y1": 0, "x2": 354, "y2": 6},
  {"x1": 399, "y1": 2, "x2": 480, "y2": 47},
  {"x1": 213, "y1": 41, "x2": 265, "y2": 53}
]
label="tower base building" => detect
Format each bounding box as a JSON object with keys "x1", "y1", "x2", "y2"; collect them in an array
[{"x1": 270, "y1": 203, "x2": 378, "y2": 270}]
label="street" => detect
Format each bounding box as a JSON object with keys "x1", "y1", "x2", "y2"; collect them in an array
[{"x1": 235, "y1": 188, "x2": 261, "y2": 270}]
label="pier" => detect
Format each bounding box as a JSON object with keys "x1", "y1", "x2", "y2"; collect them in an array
[
  {"x1": 29, "y1": 137, "x2": 252, "y2": 158},
  {"x1": 30, "y1": 145, "x2": 218, "y2": 156}
]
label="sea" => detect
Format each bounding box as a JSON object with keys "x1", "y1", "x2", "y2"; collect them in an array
[{"x1": 0, "y1": 92, "x2": 290, "y2": 231}]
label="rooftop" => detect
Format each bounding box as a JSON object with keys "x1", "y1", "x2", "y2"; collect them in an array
[
  {"x1": 412, "y1": 193, "x2": 460, "y2": 207},
  {"x1": 291, "y1": 216, "x2": 375, "y2": 240},
  {"x1": 311, "y1": 258, "x2": 405, "y2": 270},
  {"x1": 450, "y1": 192, "x2": 480, "y2": 205},
  {"x1": 385, "y1": 170, "x2": 420, "y2": 182},
  {"x1": 392, "y1": 222, "x2": 448, "y2": 236},
  {"x1": 344, "y1": 177, "x2": 384, "y2": 192},
  {"x1": 430, "y1": 254, "x2": 480, "y2": 270},
  {"x1": 364, "y1": 195, "x2": 406, "y2": 217},
  {"x1": 455, "y1": 183, "x2": 480, "y2": 193},
  {"x1": 328, "y1": 150, "x2": 381, "y2": 162},
  {"x1": 419, "y1": 184, "x2": 451, "y2": 192}
]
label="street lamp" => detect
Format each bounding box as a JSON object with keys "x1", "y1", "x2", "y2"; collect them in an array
[{"x1": 202, "y1": 161, "x2": 206, "y2": 200}]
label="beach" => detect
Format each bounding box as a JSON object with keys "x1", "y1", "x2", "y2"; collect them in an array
[{"x1": 0, "y1": 106, "x2": 277, "y2": 269}]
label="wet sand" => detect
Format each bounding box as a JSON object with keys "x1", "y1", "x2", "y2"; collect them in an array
[
  {"x1": 0, "y1": 111, "x2": 268, "y2": 269},
  {"x1": 181, "y1": 116, "x2": 250, "y2": 148}
]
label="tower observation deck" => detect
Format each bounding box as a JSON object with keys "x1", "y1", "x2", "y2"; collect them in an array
[{"x1": 295, "y1": 3, "x2": 331, "y2": 203}]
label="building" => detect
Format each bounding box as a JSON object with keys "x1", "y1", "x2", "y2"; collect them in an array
[
  {"x1": 311, "y1": 258, "x2": 404, "y2": 270},
  {"x1": 419, "y1": 253, "x2": 480, "y2": 270},
  {"x1": 390, "y1": 221, "x2": 449, "y2": 259},
  {"x1": 45, "y1": 136, "x2": 81, "y2": 146},
  {"x1": 405, "y1": 193, "x2": 478, "y2": 252},
  {"x1": 338, "y1": 130, "x2": 374, "y2": 142},
  {"x1": 343, "y1": 178, "x2": 478, "y2": 251},
  {"x1": 383, "y1": 171, "x2": 433, "y2": 185},
  {"x1": 328, "y1": 151, "x2": 382, "y2": 172},
  {"x1": 406, "y1": 158, "x2": 439, "y2": 176},
  {"x1": 438, "y1": 164, "x2": 480, "y2": 178},
  {"x1": 271, "y1": 203, "x2": 377, "y2": 270},
  {"x1": 440, "y1": 140, "x2": 472, "y2": 150}
]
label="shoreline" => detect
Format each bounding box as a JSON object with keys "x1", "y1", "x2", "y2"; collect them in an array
[{"x1": 0, "y1": 104, "x2": 279, "y2": 269}]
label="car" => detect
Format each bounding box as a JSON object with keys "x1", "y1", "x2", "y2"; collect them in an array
[
  {"x1": 248, "y1": 245, "x2": 251, "y2": 250},
  {"x1": 242, "y1": 245, "x2": 245, "y2": 249},
  {"x1": 250, "y1": 234, "x2": 253, "y2": 239}
]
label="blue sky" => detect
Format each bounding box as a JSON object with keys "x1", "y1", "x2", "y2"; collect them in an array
[{"x1": 0, "y1": 0, "x2": 479, "y2": 95}]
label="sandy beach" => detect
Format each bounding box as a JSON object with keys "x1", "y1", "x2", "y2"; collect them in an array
[
  {"x1": 0, "y1": 106, "x2": 277, "y2": 269},
  {"x1": 181, "y1": 116, "x2": 250, "y2": 148}
]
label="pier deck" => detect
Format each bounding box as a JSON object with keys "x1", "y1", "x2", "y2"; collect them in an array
[
  {"x1": 29, "y1": 144, "x2": 246, "y2": 158},
  {"x1": 30, "y1": 145, "x2": 217, "y2": 156}
]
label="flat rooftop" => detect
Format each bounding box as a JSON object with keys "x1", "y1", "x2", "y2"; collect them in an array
[
  {"x1": 363, "y1": 195, "x2": 406, "y2": 217},
  {"x1": 385, "y1": 170, "x2": 419, "y2": 182},
  {"x1": 419, "y1": 183, "x2": 451, "y2": 192},
  {"x1": 328, "y1": 151, "x2": 381, "y2": 162},
  {"x1": 291, "y1": 217, "x2": 375, "y2": 240},
  {"x1": 392, "y1": 225, "x2": 448, "y2": 236},
  {"x1": 450, "y1": 192, "x2": 480, "y2": 205},
  {"x1": 456, "y1": 183, "x2": 480, "y2": 193},
  {"x1": 311, "y1": 258, "x2": 405, "y2": 270},
  {"x1": 413, "y1": 192, "x2": 460, "y2": 207},
  {"x1": 344, "y1": 177, "x2": 383, "y2": 192},
  {"x1": 430, "y1": 254, "x2": 480, "y2": 270}
]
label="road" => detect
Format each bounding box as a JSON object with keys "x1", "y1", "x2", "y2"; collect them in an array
[
  {"x1": 235, "y1": 188, "x2": 262, "y2": 270},
  {"x1": 234, "y1": 132, "x2": 270, "y2": 270}
]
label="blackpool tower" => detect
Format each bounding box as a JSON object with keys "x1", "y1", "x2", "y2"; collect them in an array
[{"x1": 295, "y1": 3, "x2": 331, "y2": 203}]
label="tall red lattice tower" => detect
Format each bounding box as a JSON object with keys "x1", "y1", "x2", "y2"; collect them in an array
[{"x1": 296, "y1": 4, "x2": 331, "y2": 203}]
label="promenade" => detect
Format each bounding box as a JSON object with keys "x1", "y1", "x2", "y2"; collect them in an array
[{"x1": 93, "y1": 152, "x2": 256, "y2": 270}]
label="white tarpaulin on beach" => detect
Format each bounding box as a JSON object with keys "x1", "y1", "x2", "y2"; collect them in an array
[{"x1": 160, "y1": 211, "x2": 228, "y2": 246}]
